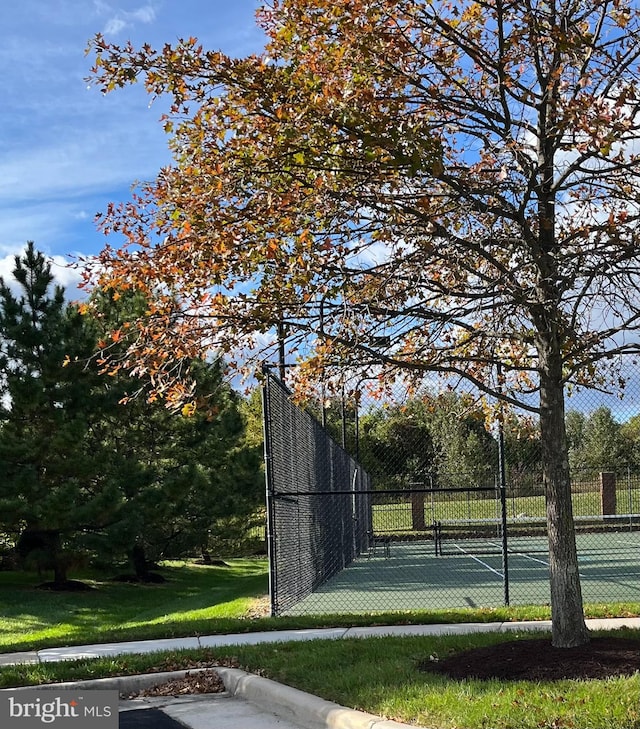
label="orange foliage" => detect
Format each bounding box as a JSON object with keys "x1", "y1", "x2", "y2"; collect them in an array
[{"x1": 83, "y1": 0, "x2": 640, "y2": 413}]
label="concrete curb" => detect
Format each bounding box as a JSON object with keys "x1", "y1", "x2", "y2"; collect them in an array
[
  {"x1": 216, "y1": 667, "x2": 423, "y2": 729},
  {"x1": 0, "y1": 666, "x2": 427, "y2": 729},
  {"x1": 0, "y1": 651, "x2": 39, "y2": 667}
]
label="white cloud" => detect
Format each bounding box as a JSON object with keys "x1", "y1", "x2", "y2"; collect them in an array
[
  {"x1": 50, "y1": 255, "x2": 85, "y2": 295},
  {"x1": 101, "y1": 3, "x2": 158, "y2": 36},
  {"x1": 0, "y1": 247, "x2": 83, "y2": 299},
  {"x1": 131, "y1": 5, "x2": 157, "y2": 23},
  {"x1": 104, "y1": 17, "x2": 128, "y2": 34},
  {"x1": 0, "y1": 252, "x2": 21, "y2": 295}
]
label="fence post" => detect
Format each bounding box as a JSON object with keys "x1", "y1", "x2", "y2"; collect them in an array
[
  {"x1": 411, "y1": 492, "x2": 427, "y2": 531},
  {"x1": 498, "y1": 463, "x2": 510, "y2": 607},
  {"x1": 261, "y1": 367, "x2": 278, "y2": 617},
  {"x1": 600, "y1": 471, "x2": 616, "y2": 516}
]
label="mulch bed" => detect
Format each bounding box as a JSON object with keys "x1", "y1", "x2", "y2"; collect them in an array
[{"x1": 421, "y1": 636, "x2": 640, "y2": 681}]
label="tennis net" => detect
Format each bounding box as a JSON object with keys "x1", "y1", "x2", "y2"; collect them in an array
[{"x1": 434, "y1": 514, "x2": 640, "y2": 557}]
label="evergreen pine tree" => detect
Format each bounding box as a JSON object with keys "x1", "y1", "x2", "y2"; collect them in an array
[{"x1": 0, "y1": 243, "x2": 111, "y2": 586}]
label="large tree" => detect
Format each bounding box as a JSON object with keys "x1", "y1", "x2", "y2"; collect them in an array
[
  {"x1": 567, "y1": 406, "x2": 627, "y2": 473},
  {"x1": 0, "y1": 244, "x2": 114, "y2": 585},
  {"x1": 93, "y1": 358, "x2": 263, "y2": 576},
  {"x1": 86, "y1": 0, "x2": 640, "y2": 646}
]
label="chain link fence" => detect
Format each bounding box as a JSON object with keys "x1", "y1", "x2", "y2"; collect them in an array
[
  {"x1": 263, "y1": 365, "x2": 640, "y2": 615},
  {"x1": 262, "y1": 369, "x2": 371, "y2": 615}
]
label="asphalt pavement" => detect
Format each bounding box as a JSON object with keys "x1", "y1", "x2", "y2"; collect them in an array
[
  {"x1": 1, "y1": 617, "x2": 639, "y2": 729},
  {"x1": 120, "y1": 707, "x2": 188, "y2": 729},
  {"x1": 120, "y1": 693, "x2": 309, "y2": 729}
]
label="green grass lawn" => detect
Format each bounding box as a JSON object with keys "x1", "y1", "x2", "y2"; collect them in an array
[
  {"x1": 0, "y1": 558, "x2": 549, "y2": 653},
  {"x1": 0, "y1": 559, "x2": 269, "y2": 652},
  {"x1": 1, "y1": 559, "x2": 640, "y2": 728}
]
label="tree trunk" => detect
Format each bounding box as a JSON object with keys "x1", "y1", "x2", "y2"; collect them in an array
[
  {"x1": 48, "y1": 531, "x2": 67, "y2": 586},
  {"x1": 53, "y1": 556, "x2": 68, "y2": 586},
  {"x1": 131, "y1": 543, "x2": 151, "y2": 580},
  {"x1": 539, "y1": 339, "x2": 590, "y2": 648}
]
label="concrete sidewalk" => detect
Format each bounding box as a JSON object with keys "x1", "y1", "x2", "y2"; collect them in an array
[
  {"x1": 2, "y1": 616, "x2": 639, "y2": 666},
  {"x1": 2, "y1": 617, "x2": 639, "y2": 729}
]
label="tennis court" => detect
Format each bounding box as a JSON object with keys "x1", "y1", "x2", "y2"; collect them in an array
[
  {"x1": 263, "y1": 369, "x2": 640, "y2": 615},
  {"x1": 287, "y1": 520, "x2": 640, "y2": 615}
]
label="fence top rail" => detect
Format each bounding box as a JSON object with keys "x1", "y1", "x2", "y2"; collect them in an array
[
  {"x1": 406, "y1": 485, "x2": 498, "y2": 493},
  {"x1": 435, "y1": 513, "x2": 640, "y2": 527},
  {"x1": 507, "y1": 513, "x2": 640, "y2": 523},
  {"x1": 272, "y1": 489, "x2": 375, "y2": 497},
  {"x1": 271, "y1": 486, "x2": 498, "y2": 497},
  {"x1": 435, "y1": 517, "x2": 506, "y2": 526}
]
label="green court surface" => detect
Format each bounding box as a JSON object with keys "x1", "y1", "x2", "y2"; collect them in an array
[{"x1": 287, "y1": 529, "x2": 640, "y2": 615}]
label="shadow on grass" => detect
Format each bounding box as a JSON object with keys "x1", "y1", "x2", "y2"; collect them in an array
[{"x1": 0, "y1": 559, "x2": 269, "y2": 652}]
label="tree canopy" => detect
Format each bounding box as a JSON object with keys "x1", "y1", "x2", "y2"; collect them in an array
[
  {"x1": 86, "y1": 0, "x2": 640, "y2": 646},
  {"x1": 87, "y1": 0, "x2": 640, "y2": 404}
]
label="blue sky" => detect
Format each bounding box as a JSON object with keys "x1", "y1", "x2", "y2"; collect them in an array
[{"x1": 0, "y1": 0, "x2": 264, "y2": 292}]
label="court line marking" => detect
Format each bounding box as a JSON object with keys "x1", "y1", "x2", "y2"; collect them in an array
[
  {"x1": 451, "y1": 539, "x2": 550, "y2": 569},
  {"x1": 453, "y1": 544, "x2": 503, "y2": 577},
  {"x1": 493, "y1": 543, "x2": 550, "y2": 568},
  {"x1": 483, "y1": 540, "x2": 597, "y2": 580},
  {"x1": 455, "y1": 540, "x2": 587, "y2": 582}
]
